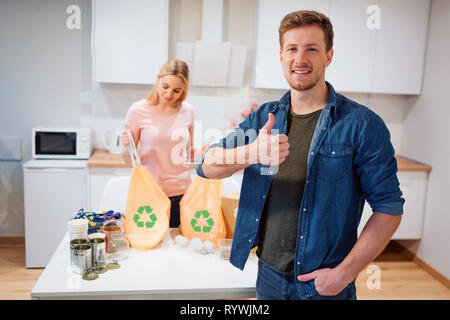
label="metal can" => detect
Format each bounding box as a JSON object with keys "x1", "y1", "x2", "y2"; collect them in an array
[
  {"x1": 70, "y1": 239, "x2": 88, "y2": 268},
  {"x1": 72, "y1": 244, "x2": 92, "y2": 275},
  {"x1": 90, "y1": 238, "x2": 106, "y2": 270}
]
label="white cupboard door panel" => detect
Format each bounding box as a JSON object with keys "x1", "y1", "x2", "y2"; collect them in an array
[
  {"x1": 372, "y1": 0, "x2": 430, "y2": 94},
  {"x1": 24, "y1": 168, "x2": 87, "y2": 267},
  {"x1": 254, "y1": 0, "x2": 330, "y2": 89},
  {"x1": 89, "y1": 167, "x2": 132, "y2": 211},
  {"x1": 326, "y1": 0, "x2": 376, "y2": 93},
  {"x1": 393, "y1": 171, "x2": 427, "y2": 239},
  {"x1": 358, "y1": 171, "x2": 428, "y2": 239},
  {"x1": 93, "y1": 0, "x2": 169, "y2": 84}
]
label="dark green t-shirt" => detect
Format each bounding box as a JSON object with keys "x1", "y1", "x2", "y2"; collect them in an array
[{"x1": 257, "y1": 108, "x2": 322, "y2": 275}]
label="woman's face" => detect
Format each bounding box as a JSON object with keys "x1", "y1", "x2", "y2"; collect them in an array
[{"x1": 157, "y1": 75, "x2": 185, "y2": 106}]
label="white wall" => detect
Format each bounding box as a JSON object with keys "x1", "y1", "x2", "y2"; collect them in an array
[
  {"x1": 0, "y1": 0, "x2": 88, "y2": 236},
  {"x1": 398, "y1": 0, "x2": 450, "y2": 279}
]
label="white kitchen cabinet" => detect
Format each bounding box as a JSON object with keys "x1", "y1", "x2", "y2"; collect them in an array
[
  {"x1": 254, "y1": 0, "x2": 430, "y2": 94},
  {"x1": 357, "y1": 170, "x2": 429, "y2": 239},
  {"x1": 92, "y1": 0, "x2": 169, "y2": 84},
  {"x1": 89, "y1": 167, "x2": 131, "y2": 211},
  {"x1": 326, "y1": 0, "x2": 377, "y2": 93},
  {"x1": 371, "y1": 0, "x2": 430, "y2": 94}
]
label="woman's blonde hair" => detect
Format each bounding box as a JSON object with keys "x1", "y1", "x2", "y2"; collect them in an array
[{"x1": 146, "y1": 59, "x2": 190, "y2": 106}]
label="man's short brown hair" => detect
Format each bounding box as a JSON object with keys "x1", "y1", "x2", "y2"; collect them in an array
[{"x1": 279, "y1": 10, "x2": 334, "y2": 52}]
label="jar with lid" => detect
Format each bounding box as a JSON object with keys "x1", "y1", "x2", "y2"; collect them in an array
[{"x1": 107, "y1": 232, "x2": 129, "y2": 261}]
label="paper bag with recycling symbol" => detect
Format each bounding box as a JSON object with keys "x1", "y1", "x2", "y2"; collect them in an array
[
  {"x1": 123, "y1": 132, "x2": 170, "y2": 251},
  {"x1": 179, "y1": 177, "x2": 226, "y2": 247}
]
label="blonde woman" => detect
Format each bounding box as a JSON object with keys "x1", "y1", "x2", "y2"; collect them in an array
[{"x1": 121, "y1": 59, "x2": 207, "y2": 228}]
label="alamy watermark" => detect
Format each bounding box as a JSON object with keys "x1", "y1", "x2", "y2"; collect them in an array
[
  {"x1": 367, "y1": 5, "x2": 381, "y2": 30},
  {"x1": 66, "y1": 5, "x2": 81, "y2": 30},
  {"x1": 366, "y1": 264, "x2": 382, "y2": 290}
]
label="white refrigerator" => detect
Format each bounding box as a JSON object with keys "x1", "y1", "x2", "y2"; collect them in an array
[{"x1": 23, "y1": 160, "x2": 88, "y2": 268}]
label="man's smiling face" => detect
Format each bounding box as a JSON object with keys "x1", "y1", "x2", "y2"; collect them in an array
[{"x1": 280, "y1": 25, "x2": 333, "y2": 91}]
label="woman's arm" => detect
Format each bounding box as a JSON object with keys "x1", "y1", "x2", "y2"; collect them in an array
[
  {"x1": 188, "y1": 125, "x2": 195, "y2": 161},
  {"x1": 188, "y1": 124, "x2": 211, "y2": 162},
  {"x1": 121, "y1": 129, "x2": 140, "y2": 164}
]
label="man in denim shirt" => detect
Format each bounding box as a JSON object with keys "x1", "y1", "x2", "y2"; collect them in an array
[{"x1": 196, "y1": 10, "x2": 404, "y2": 300}]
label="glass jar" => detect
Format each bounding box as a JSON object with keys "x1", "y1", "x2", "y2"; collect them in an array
[
  {"x1": 107, "y1": 232, "x2": 129, "y2": 261},
  {"x1": 103, "y1": 224, "x2": 122, "y2": 239}
]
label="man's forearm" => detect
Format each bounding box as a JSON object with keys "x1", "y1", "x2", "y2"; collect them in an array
[
  {"x1": 201, "y1": 144, "x2": 254, "y2": 179},
  {"x1": 336, "y1": 211, "x2": 402, "y2": 283}
]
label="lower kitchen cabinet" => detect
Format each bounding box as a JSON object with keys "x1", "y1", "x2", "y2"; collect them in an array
[
  {"x1": 357, "y1": 170, "x2": 429, "y2": 239},
  {"x1": 89, "y1": 167, "x2": 132, "y2": 211}
]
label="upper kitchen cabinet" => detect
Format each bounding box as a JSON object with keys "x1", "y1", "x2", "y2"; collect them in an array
[
  {"x1": 254, "y1": 0, "x2": 430, "y2": 94},
  {"x1": 371, "y1": 0, "x2": 430, "y2": 94},
  {"x1": 92, "y1": 0, "x2": 169, "y2": 84},
  {"x1": 326, "y1": 0, "x2": 377, "y2": 93},
  {"x1": 253, "y1": 0, "x2": 330, "y2": 89}
]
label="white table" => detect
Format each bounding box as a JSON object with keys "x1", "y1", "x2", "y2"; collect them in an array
[{"x1": 31, "y1": 230, "x2": 257, "y2": 300}]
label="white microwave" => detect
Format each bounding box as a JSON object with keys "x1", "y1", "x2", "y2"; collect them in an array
[{"x1": 32, "y1": 127, "x2": 93, "y2": 159}]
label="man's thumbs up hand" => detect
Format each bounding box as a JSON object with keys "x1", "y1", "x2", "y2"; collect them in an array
[
  {"x1": 262, "y1": 113, "x2": 275, "y2": 133},
  {"x1": 250, "y1": 113, "x2": 289, "y2": 167}
]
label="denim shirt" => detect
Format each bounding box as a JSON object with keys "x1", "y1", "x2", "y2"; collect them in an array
[{"x1": 196, "y1": 82, "x2": 404, "y2": 298}]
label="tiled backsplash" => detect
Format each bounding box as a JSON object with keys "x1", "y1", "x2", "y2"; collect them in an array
[
  {"x1": 82, "y1": 94, "x2": 264, "y2": 150},
  {"x1": 81, "y1": 89, "x2": 411, "y2": 154}
]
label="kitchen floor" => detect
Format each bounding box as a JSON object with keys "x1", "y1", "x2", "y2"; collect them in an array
[{"x1": 0, "y1": 239, "x2": 449, "y2": 300}]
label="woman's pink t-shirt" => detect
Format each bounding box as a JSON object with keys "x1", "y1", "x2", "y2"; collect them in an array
[{"x1": 124, "y1": 99, "x2": 195, "y2": 197}]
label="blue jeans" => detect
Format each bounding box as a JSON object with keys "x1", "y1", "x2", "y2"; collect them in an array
[{"x1": 256, "y1": 260, "x2": 357, "y2": 300}]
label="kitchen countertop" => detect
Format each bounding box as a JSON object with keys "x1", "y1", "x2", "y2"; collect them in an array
[
  {"x1": 395, "y1": 156, "x2": 431, "y2": 172},
  {"x1": 88, "y1": 150, "x2": 431, "y2": 172},
  {"x1": 31, "y1": 229, "x2": 257, "y2": 300},
  {"x1": 87, "y1": 150, "x2": 198, "y2": 169}
]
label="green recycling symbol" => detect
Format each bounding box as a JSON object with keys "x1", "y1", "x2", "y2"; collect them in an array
[
  {"x1": 190, "y1": 210, "x2": 214, "y2": 233},
  {"x1": 133, "y1": 206, "x2": 157, "y2": 229}
]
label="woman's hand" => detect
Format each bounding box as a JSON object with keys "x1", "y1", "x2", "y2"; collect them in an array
[
  {"x1": 193, "y1": 143, "x2": 212, "y2": 160},
  {"x1": 121, "y1": 130, "x2": 139, "y2": 148},
  {"x1": 120, "y1": 130, "x2": 131, "y2": 148}
]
